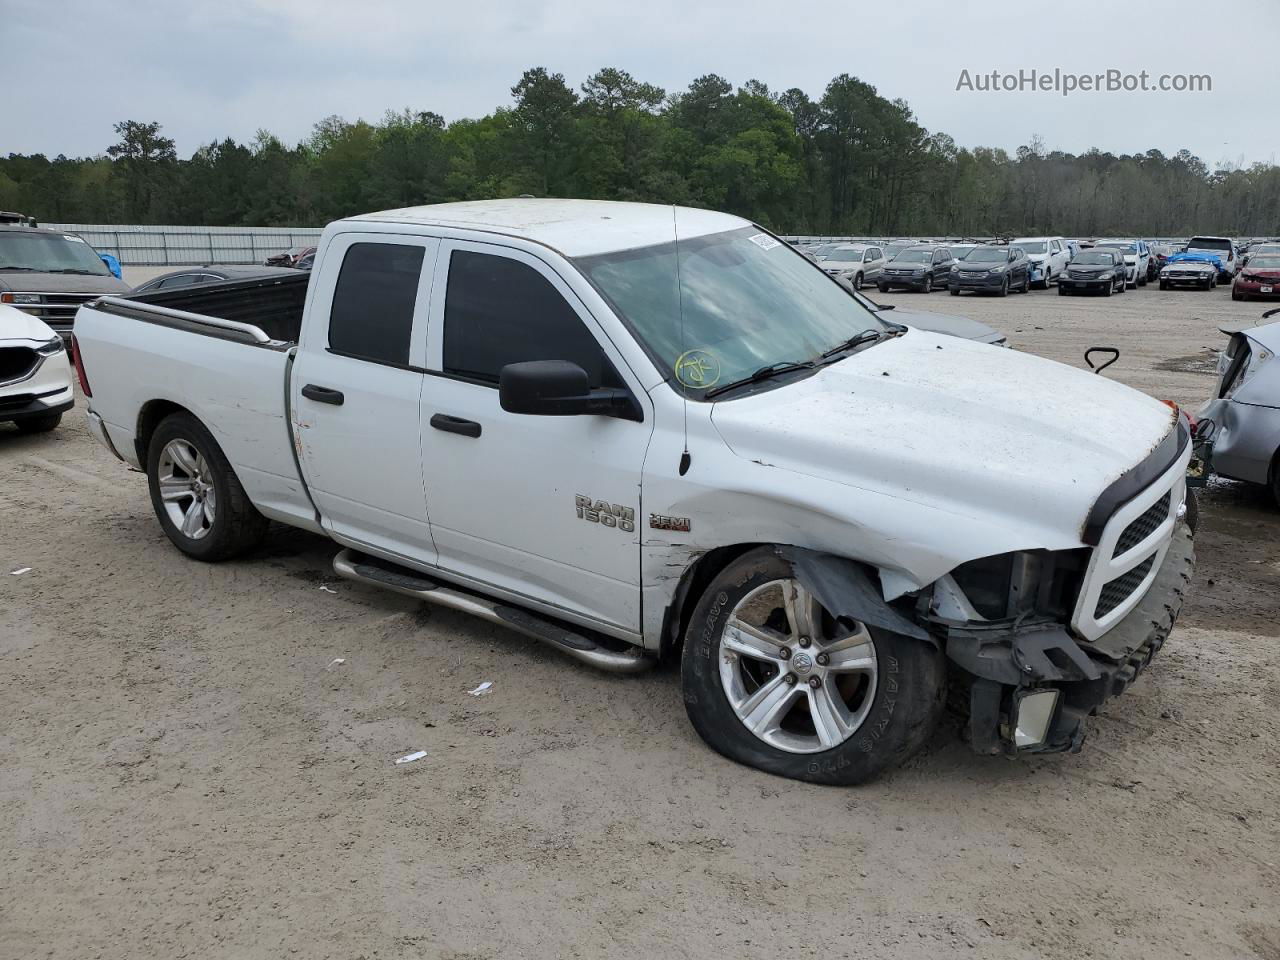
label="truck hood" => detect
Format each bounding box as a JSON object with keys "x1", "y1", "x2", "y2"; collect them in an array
[
  {"x1": 0, "y1": 273, "x2": 130, "y2": 294},
  {"x1": 710, "y1": 329, "x2": 1176, "y2": 548}
]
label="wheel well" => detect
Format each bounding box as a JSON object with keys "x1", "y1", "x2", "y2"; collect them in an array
[
  {"x1": 135, "y1": 400, "x2": 191, "y2": 466},
  {"x1": 658, "y1": 543, "x2": 761, "y2": 663}
]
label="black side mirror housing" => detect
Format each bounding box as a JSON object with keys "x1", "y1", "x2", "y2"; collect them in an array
[{"x1": 499, "y1": 360, "x2": 641, "y2": 421}]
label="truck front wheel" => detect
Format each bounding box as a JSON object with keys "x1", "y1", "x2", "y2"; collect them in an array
[
  {"x1": 680, "y1": 548, "x2": 945, "y2": 785},
  {"x1": 146, "y1": 412, "x2": 269, "y2": 561}
]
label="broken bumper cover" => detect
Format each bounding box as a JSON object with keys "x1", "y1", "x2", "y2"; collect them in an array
[{"x1": 946, "y1": 522, "x2": 1195, "y2": 755}]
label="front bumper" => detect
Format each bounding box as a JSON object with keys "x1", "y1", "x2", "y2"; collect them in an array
[
  {"x1": 0, "y1": 385, "x2": 74, "y2": 423},
  {"x1": 947, "y1": 521, "x2": 1195, "y2": 755},
  {"x1": 950, "y1": 273, "x2": 1005, "y2": 291},
  {"x1": 881, "y1": 272, "x2": 928, "y2": 289},
  {"x1": 1058, "y1": 276, "x2": 1114, "y2": 292},
  {"x1": 1233, "y1": 280, "x2": 1280, "y2": 298},
  {"x1": 1163, "y1": 272, "x2": 1214, "y2": 287}
]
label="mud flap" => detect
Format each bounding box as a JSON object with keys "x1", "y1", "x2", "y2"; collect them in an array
[{"x1": 776, "y1": 546, "x2": 933, "y2": 644}]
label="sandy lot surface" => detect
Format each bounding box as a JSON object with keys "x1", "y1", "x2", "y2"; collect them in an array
[{"x1": 2, "y1": 283, "x2": 1278, "y2": 960}]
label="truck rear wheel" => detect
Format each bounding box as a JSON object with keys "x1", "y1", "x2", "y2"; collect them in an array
[
  {"x1": 680, "y1": 547, "x2": 945, "y2": 785},
  {"x1": 146, "y1": 412, "x2": 269, "y2": 561},
  {"x1": 15, "y1": 412, "x2": 62, "y2": 433}
]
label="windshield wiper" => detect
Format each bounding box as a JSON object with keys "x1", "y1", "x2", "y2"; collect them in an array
[
  {"x1": 704, "y1": 360, "x2": 815, "y2": 400},
  {"x1": 819, "y1": 327, "x2": 890, "y2": 361},
  {"x1": 43, "y1": 268, "x2": 102, "y2": 275},
  {"x1": 0, "y1": 266, "x2": 39, "y2": 271}
]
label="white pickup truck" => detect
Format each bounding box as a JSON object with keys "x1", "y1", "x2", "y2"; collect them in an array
[{"x1": 74, "y1": 200, "x2": 1196, "y2": 785}]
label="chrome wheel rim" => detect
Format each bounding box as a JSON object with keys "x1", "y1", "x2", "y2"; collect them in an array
[
  {"x1": 718, "y1": 578, "x2": 878, "y2": 755},
  {"x1": 157, "y1": 439, "x2": 216, "y2": 540}
]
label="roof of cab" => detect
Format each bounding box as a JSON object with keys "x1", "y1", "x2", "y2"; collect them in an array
[{"x1": 345, "y1": 198, "x2": 750, "y2": 258}]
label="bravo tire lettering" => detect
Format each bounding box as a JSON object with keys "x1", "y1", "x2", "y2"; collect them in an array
[{"x1": 574, "y1": 495, "x2": 636, "y2": 532}]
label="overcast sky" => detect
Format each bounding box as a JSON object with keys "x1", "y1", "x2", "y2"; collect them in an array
[{"x1": 6, "y1": 0, "x2": 1278, "y2": 169}]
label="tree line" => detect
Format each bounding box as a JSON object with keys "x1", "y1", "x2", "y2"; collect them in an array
[{"x1": 3, "y1": 67, "x2": 1278, "y2": 238}]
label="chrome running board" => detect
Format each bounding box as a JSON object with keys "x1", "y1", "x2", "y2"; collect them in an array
[{"x1": 332, "y1": 548, "x2": 652, "y2": 674}]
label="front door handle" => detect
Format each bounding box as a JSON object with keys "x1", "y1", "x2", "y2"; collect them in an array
[
  {"x1": 302, "y1": 384, "x2": 345, "y2": 405},
  {"x1": 430, "y1": 413, "x2": 481, "y2": 438}
]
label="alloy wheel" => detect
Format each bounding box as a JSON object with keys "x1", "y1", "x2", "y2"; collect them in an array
[
  {"x1": 157, "y1": 438, "x2": 217, "y2": 540},
  {"x1": 718, "y1": 578, "x2": 878, "y2": 754}
]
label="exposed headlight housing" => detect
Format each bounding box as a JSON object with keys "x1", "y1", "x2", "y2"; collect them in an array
[
  {"x1": 1, "y1": 293, "x2": 42, "y2": 305},
  {"x1": 950, "y1": 265, "x2": 960, "y2": 273},
  {"x1": 945, "y1": 549, "x2": 1090, "y2": 622},
  {"x1": 36, "y1": 336, "x2": 65, "y2": 355}
]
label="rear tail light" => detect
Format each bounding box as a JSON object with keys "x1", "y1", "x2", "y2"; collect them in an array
[{"x1": 71, "y1": 334, "x2": 92, "y2": 396}]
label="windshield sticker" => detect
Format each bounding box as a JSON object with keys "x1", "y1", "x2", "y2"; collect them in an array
[
  {"x1": 674, "y1": 349, "x2": 721, "y2": 388},
  {"x1": 747, "y1": 233, "x2": 781, "y2": 251},
  {"x1": 63, "y1": 234, "x2": 86, "y2": 243}
]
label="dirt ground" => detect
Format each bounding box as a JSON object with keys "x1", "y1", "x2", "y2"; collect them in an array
[{"x1": 2, "y1": 282, "x2": 1278, "y2": 960}]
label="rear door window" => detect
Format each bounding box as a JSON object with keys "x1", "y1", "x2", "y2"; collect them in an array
[{"x1": 327, "y1": 242, "x2": 426, "y2": 366}]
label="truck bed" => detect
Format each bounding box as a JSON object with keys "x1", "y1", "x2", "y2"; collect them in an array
[
  {"x1": 73, "y1": 271, "x2": 319, "y2": 533},
  {"x1": 127, "y1": 272, "x2": 309, "y2": 344}
]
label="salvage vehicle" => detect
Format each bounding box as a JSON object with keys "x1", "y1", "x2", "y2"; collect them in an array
[
  {"x1": 1186, "y1": 236, "x2": 1239, "y2": 283},
  {"x1": 877, "y1": 245, "x2": 957, "y2": 293},
  {"x1": 820, "y1": 243, "x2": 885, "y2": 290},
  {"x1": 1057, "y1": 250, "x2": 1127, "y2": 296},
  {"x1": 1159, "y1": 253, "x2": 1220, "y2": 290},
  {"x1": 0, "y1": 303, "x2": 73, "y2": 433},
  {"x1": 948, "y1": 245, "x2": 1031, "y2": 296},
  {"x1": 1231, "y1": 255, "x2": 1280, "y2": 301},
  {"x1": 74, "y1": 199, "x2": 1196, "y2": 785},
  {"x1": 1010, "y1": 236, "x2": 1070, "y2": 288},
  {"x1": 1094, "y1": 239, "x2": 1152, "y2": 289},
  {"x1": 1191, "y1": 311, "x2": 1280, "y2": 505},
  {"x1": 0, "y1": 226, "x2": 130, "y2": 340}
]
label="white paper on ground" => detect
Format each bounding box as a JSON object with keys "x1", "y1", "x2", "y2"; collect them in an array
[
  {"x1": 10, "y1": 568, "x2": 31, "y2": 576},
  {"x1": 468, "y1": 681, "x2": 494, "y2": 697},
  {"x1": 393, "y1": 750, "x2": 427, "y2": 765}
]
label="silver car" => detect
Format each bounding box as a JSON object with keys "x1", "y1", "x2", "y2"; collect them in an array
[{"x1": 1192, "y1": 309, "x2": 1280, "y2": 504}]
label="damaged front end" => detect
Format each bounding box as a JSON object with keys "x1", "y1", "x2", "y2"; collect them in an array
[
  {"x1": 937, "y1": 522, "x2": 1194, "y2": 754},
  {"x1": 929, "y1": 428, "x2": 1195, "y2": 755}
]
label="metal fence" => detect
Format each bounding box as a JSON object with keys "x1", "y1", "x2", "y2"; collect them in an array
[{"x1": 44, "y1": 224, "x2": 325, "y2": 267}]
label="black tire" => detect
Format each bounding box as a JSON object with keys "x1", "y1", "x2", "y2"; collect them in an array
[
  {"x1": 15, "y1": 412, "x2": 62, "y2": 433},
  {"x1": 1160, "y1": 280, "x2": 1168, "y2": 290},
  {"x1": 949, "y1": 286, "x2": 960, "y2": 296},
  {"x1": 680, "y1": 548, "x2": 945, "y2": 785},
  {"x1": 997, "y1": 277, "x2": 1009, "y2": 297},
  {"x1": 1103, "y1": 282, "x2": 1112, "y2": 297},
  {"x1": 854, "y1": 272, "x2": 864, "y2": 290},
  {"x1": 1059, "y1": 285, "x2": 1068, "y2": 296},
  {"x1": 877, "y1": 282, "x2": 888, "y2": 293},
  {"x1": 146, "y1": 412, "x2": 269, "y2": 562},
  {"x1": 920, "y1": 274, "x2": 933, "y2": 292},
  {"x1": 1020, "y1": 273, "x2": 1030, "y2": 293}
]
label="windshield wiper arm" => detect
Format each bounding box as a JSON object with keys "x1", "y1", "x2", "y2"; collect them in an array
[
  {"x1": 819, "y1": 327, "x2": 889, "y2": 361},
  {"x1": 704, "y1": 360, "x2": 815, "y2": 400},
  {"x1": 44, "y1": 268, "x2": 101, "y2": 275}
]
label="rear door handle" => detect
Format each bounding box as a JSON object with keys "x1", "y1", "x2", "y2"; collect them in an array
[
  {"x1": 430, "y1": 413, "x2": 481, "y2": 439},
  {"x1": 302, "y1": 384, "x2": 345, "y2": 405}
]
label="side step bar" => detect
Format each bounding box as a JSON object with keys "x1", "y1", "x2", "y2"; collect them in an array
[{"x1": 332, "y1": 549, "x2": 652, "y2": 674}]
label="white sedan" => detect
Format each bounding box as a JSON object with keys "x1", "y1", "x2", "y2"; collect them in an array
[{"x1": 0, "y1": 304, "x2": 74, "y2": 433}]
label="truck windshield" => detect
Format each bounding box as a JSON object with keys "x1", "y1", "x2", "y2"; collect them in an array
[
  {"x1": 1016, "y1": 241, "x2": 1048, "y2": 254},
  {"x1": 575, "y1": 226, "x2": 885, "y2": 399},
  {"x1": 1188, "y1": 237, "x2": 1231, "y2": 252},
  {"x1": 0, "y1": 231, "x2": 111, "y2": 275}
]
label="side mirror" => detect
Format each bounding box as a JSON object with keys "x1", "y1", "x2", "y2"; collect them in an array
[{"x1": 499, "y1": 360, "x2": 640, "y2": 421}]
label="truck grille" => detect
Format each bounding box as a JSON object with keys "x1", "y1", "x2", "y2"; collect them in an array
[
  {"x1": 0, "y1": 346, "x2": 39, "y2": 384},
  {"x1": 10, "y1": 293, "x2": 101, "y2": 335},
  {"x1": 1094, "y1": 555, "x2": 1157, "y2": 619},
  {"x1": 1113, "y1": 492, "x2": 1171, "y2": 558},
  {"x1": 1071, "y1": 440, "x2": 1188, "y2": 643}
]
